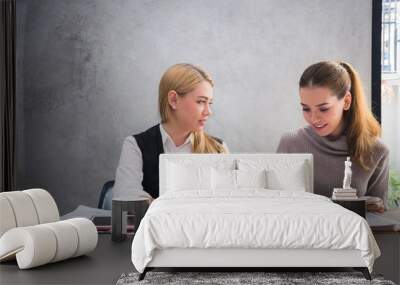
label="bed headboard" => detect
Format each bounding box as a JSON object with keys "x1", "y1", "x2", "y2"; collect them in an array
[{"x1": 159, "y1": 154, "x2": 313, "y2": 195}]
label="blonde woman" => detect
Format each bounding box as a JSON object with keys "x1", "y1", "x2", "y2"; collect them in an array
[
  {"x1": 114, "y1": 63, "x2": 228, "y2": 202},
  {"x1": 277, "y1": 61, "x2": 389, "y2": 212}
]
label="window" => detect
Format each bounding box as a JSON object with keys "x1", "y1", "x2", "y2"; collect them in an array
[{"x1": 381, "y1": 0, "x2": 400, "y2": 208}]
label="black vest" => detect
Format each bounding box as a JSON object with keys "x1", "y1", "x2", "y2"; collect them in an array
[
  {"x1": 133, "y1": 125, "x2": 164, "y2": 198},
  {"x1": 134, "y1": 124, "x2": 223, "y2": 198}
]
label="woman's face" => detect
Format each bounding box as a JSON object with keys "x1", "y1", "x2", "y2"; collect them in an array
[
  {"x1": 300, "y1": 86, "x2": 349, "y2": 137},
  {"x1": 171, "y1": 81, "x2": 213, "y2": 132}
]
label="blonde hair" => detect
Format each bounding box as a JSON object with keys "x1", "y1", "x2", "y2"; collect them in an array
[
  {"x1": 299, "y1": 61, "x2": 381, "y2": 169},
  {"x1": 158, "y1": 63, "x2": 226, "y2": 153}
]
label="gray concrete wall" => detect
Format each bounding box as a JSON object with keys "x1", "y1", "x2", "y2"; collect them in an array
[{"x1": 16, "y1": 0, "x2": 372, "y2": 214}]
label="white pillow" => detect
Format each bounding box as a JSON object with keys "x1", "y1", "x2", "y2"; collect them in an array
[
  {"x1": 212, "y1": 168, "x2": 237, "y2": 190},
  {"x1": 236, "y1": 169, "x2": 268, "y2": 189},
  {"x1": 211, "y1": 168, "x2": 268, "y2": 190},
  {"x1": 267, "y1": 166, "x2": 306, "y2": 191},
  {"x1": 237, "y1": 159, "x2": 308, "y2": 191},
  {"x1": 167, "y1": 163, "x2": 212, "y2": 191}
]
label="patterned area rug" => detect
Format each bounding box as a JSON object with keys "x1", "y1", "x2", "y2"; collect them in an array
[{"x1": 116, "y1": 271, "x2": 396, "y2": 285}]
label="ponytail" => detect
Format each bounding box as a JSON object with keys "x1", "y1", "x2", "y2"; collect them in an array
[
  {"x1": 300, "y1": 61, "x2": 381, "y2": 169},
  {"x1": 339, "y1": 62, "x2": 381, "y2": 169}
]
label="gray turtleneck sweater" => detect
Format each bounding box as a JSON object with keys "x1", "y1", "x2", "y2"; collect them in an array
[{"x1": 277, "y1": 126, "x2": 389, "y2": 205}]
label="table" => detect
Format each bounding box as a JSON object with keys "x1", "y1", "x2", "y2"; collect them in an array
[
  {"x1": 332, "y1": 198, "x2": 366, "y2": 218},
  {"x1": 0, "y1": 234, "x2": 133, "y2": 285},
  {"x1": 1, "y1": 210, "x2": 399, "y2": 285}
]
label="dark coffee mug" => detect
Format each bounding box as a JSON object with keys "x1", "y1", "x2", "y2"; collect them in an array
[{"x1": 112, "y1": 198, "x2": 149, "y2": 242}]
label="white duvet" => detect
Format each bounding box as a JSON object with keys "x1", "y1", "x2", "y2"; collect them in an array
[{"x1": 131, "y1": 190, "x2": 380, "y2": 273}]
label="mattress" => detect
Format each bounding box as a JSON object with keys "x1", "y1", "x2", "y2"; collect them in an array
[{"x1": 131, "y1": 190, "x2": 380, "y2": 273}]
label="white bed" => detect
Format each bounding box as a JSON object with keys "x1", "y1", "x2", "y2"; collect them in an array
[{"x1": 131, "y1": 154, "x2": 380, "y2": 280}]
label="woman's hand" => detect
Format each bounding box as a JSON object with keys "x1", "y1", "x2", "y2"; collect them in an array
[
  {"x1": 366, "y1": 196, "x2": 385, "y2": 213},
  {"x1": 367, "y1": 202, "x2": 385, "y2": 213}
]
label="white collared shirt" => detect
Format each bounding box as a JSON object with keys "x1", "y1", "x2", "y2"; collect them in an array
[
  {"x1": 159, "y1": 124, "x2": 192, "y2": 154},
  {"x1": 113, "y1": 124, "x2": 227, "y2": 199}
]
